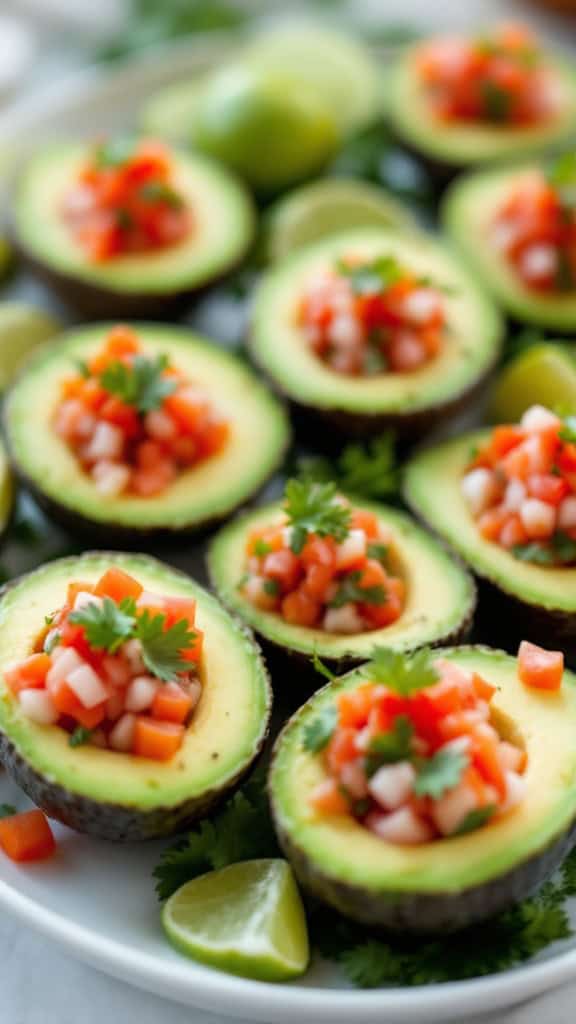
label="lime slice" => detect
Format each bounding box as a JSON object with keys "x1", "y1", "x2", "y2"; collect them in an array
[
  {"x1": 162, "y1": 859, "x2": 309, "y2": 982},
  {"x1": 0, "y1": 303, "x2": 60, "y2": 392},
  {"x1": 141, "y1": 79, "x2": 205, "y2": 143},
  {"x1": 489, "y1": 342, "x2": 576, "y2": 422},
  {"x1": 244, "y1": 25, "x2": 381, "y2": 137},
  {"x1": 263, "y1": 178, "x2": 417, "y2": 262}
]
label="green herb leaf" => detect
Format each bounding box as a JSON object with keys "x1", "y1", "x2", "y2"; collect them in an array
[
  {"x1": 135, "y1": 610, "x2": 196, "y2": 683},
  {"x1": 366, "y1": 648, "x2": 439, "y2": 696},
  {"x1": 548, "y1": 152, "x2": 576, "y2": 209},
  {"x1": 284, "y1": 479, "x2": 351, "y2": 554},
  {"x1": 94, "y1": 135, "x2": 137, "y2": 169},
  {"x1": 559, "y1": 415, "x2": 576, "y2": 444},
  {"x1": 44, "y1": 629, "x2": 61, "y2": 655},
  {"x1": 262, "y1": 578, "x2": 280, "y2": 597},
  {"x1": 453, "y1": 804, "x2": 497, "y2": 836},
  {"x1": 312, "y1": 650, "x2": 338, "y2": 683},
  {"x1": 44, "y1": 614, "x2": 55, "y2": 626},
  {"x1": 140, "y1": 180, "x2": 183, "y2": 208},
  {"x1": 328, "y1": 569, "x2": 386, "y2": 609},
  {"x1": 69, "y1": 726, "x2": 94, "y2": 748},
  {"x1": 75, "y1": 359, "x2": 90, "y2": 378},
  {"x1": 337, "y1": 255, "x2": 403, "y2": 295},
  {"x1": 0, "y1": 803, "x2": 17, "y2": 818},
  {"x1": 414, "y1": 747, "x2": 468, "y2": 799},
  {"x1": 296, "y1": 432, "x2": 399, "y2": 501},
  {"x1": 302, "y1": 705, "x2": 338, "y2": 753},
  {"x1": 365, "y1": 715, "x2": 414, "y2": 774},
  {"x1": 482, "y1": 81, "x2": 512, "y2": 122},
  {"x1": 100, "y1": 354, "x2": 177, "y2": 414},
  {"x1": 253, "y1": 539, "x2": 272, "y2": 556},
  {"x1": 513, "y1": 530, "x2": 576, "y2": 566},
  {"x1": 69, "y1": 596, "x2": 136, "y2": 653},
  {"x1": 367, "y1": 542, "x2": 389, "y2": 563}
]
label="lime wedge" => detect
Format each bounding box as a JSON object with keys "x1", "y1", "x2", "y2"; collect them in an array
[
  {"x1": 162, "y1": 859, "x2": 309, "y2": 982},
  {"x1": 0, "y1": 304, "x2": 60, "y2": 392},
  {"x1": 141, "y1": 79, "x2": 205, "y2": 143},
  {"x1": 489, "y1": 343, "x2": 576, "y2": 422},
  {"x1": 263, "y1": 178, "x2": 417, "y2": 262}
]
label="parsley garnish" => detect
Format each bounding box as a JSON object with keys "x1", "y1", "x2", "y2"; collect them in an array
[
  {"x1": 513, "y1": 530, "x2": 576, "y2": 566},
  {"x1": 312, "y1": 650, "x2": 338, "y2": 683},
  {"x1": 365, "y1": 647, "x2": 439, "y2": 695},
  {"x1": 559, "y1": 415, "x2": 576, "y2": 444},
  {"x1": 253, "y1": 539, "x2": 272, "y2": 556},
  {"x1": 140, "y1": 181, "x2": 183, "y2": 208},
  {"x1": 69, "y1": 596, "x2": 136, "y2": 653},
  {"x1": 336, "y1": 255, "x2": 403, "y2": 295},
  {"x1": 74, "y1": 359, "x2": 90, "y2": 378},
  {"x1": 135, "y1": 610, "x2": 196, "y2": 683},
  {"x1": 482, "y1": 81, "x2": 512, "y2": 122},
  {"x1": 366, "y1": 542, "x2": 389, "y2": 563},
  {"x1": 414, "y1": 747, "x2": 468, "y2": 800},
  {"x1": 284, "y1": 479, "x2": 351, "y2": 554},
  {"x1": 302, "y1": 705, "x2": 338, "y2": 753},
  {"x1": 365, "y1": 715, "x2": 414, "y2": 775},
  {"x1": 262, "y1": 578, "x2": 280, "y2": 597},
  {"x1": 0, "y1": 803, "x2": 17, "y2": 818},
  {"x1": 453, "y1": 805, "x2": 497, "y2": 836},
  {"x1": 328, "y1": 570, "x2": 386, "y2": 609},
  {"x1": 94, "y1": 135, "x2": 137, "y2": 169},
  {"x1": 69, "y1": 726, "x2": 94, "y2": 748},
  {"x1": 547, "y1": 152, "x2": 576, "y2": 209},
  {"x1": 100, "y1": 354, "x2": 177, "y2": 414},
  {"x1": 296, "y1": 432, "x2": 399, "y2": 501}
]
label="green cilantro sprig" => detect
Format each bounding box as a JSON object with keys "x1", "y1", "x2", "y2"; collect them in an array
[
  {"x1": 69, "y1": 726, "x2": 94, "y2": 748},
  {"x1": 302, "y1": 705, "x2": 339, "y2": 754},
  {"x1": 328, "y1": 570, "x2": 386, "y2": 609},
  {"x1": 513, "y1": 530, "x2": 576, "y2": 566},
  {"x1": 69, "y1": 596, "x2": 136, "y2": 653},
  {"x1": 296, "y1": 432, "x2": 400, "y2": 502},
  {"x1": 559, "y1": 415, "x2": 576, "y2": 444},
  {"x1": 284, "y1": 479, "x2": 351, "y2": 554},
  {"x1": 413, "y1": 746, "x2": 469, "y2": 800},
  {"x1": 99, "y1": 354, "x2": 177, "y2": 414},
  {"x1": 336, "y1": 254, "x2": 403, "y2": 295},
  {"x1": 366, "y1": 647, "x2": 439, "y2": 695}
]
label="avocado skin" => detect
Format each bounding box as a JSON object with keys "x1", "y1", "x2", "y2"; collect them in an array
[{"x1": 0, "y1": 555, "x2": 273, "y2": 841}]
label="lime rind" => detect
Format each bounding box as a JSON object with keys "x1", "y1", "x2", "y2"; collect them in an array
[{"x1": 489, "y1": 343, "x2": 576, "y2": 422}]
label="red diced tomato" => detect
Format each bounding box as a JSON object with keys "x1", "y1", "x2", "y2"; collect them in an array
[
  {"x1": 4, "y1": 653, "x2": 51, "y2": 695},
  {"x1": 518, "y1": 640, "x2": 564, "y2": 691},
  {"x1": 94, "y1": 568, "x2": 143, "y2": 603},
  {"x1": 0, "y1": 810, "x2": 55, "y2": 863}
]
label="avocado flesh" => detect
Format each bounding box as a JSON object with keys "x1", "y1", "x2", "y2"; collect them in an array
[
  {"x1": 250, "y1": 229, "x2": 502, "y2": 431},
  {"x1": 270, "y1": 646, "x2": 576, "y2": 932},
  {"x1": 404, "y1": 431, "x2": 576, "y2": 651},
  {"x1": 13, "y1": 142, "x2": 255, "y2": 297},
  {"x1": 444, "y1": 165, "x2": 576, "y2": 329},
  {"x1": 208, "y1": 499, "x2": 475, "y2": 665},
  {"x1": 387, "y1": 49, "x2": 576, "y2": 166},
  {"x1": 0, "y1": 552, "x2": 271, "y2": 840},
  {"x1": 4, "y1": 324, "x2": 289, "y2": 536}
]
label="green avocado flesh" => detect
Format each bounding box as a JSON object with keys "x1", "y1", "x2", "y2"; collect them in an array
[
  {"x1": 270, "y1": 647, "x2": 576, "y2": 920},
  {"x1": 404, "y1": 431, "x2": 576, "y2": 614},
  {"x1": 250, "y1": 228, "x2": 502, "y2": 419},
  {"x1": 4, "y1": 324, "x2": 289, "y2": 533},
  {"x1": 208, "y1": 499, "x2": 475, "y2": 663},
  {"x1": 0, "y1": 553, "x2": 270, "y2": 820},
  {"x1": 386, "y1": 48, "x2": 576, "y2": 166},
  {"x1": 13, "y1": 142, "x2": 255, "y2": 295},
  {"x1": 443, "y1": 165, "x2": 576, "y2": 329}
]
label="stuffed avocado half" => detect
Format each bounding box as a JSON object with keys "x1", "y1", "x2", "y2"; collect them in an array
[
  {"x1": 269, "y1": 646, "x2": 576, "y2": 933},
  {"x1": 249, "y1": 228, "x2": 503, "y2": 439},
  {"x1": 207, "y1": 489, "x2": 476, "y2": 671},
  {"x1": 4, "y1": 323, "x2": 290, "y2": 541},
  {"x1": 0, "y1": 552, "x2": 271, "y2": 840},
  {"x1": 12, "y1": 140, "x2": 255, "y2": 317}
]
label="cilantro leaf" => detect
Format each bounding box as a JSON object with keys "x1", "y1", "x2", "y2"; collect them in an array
[
  {"x1": 262, "y1": 578, "x2": 280, "y2": 597},
  {"x1": 366, "y1": 542, "x2": 389, "y2": 563},
  {"x1": 559, "y1": 415, "x2": 576, "y2": 444},
  {"x1": 0, "y1": 804, "x2": 17, "y2": 818},
  {"x1": 414, "y1": 747, "x2": 468, "y2": 799},
  {"x1": 253, "y1": 539, "x2": 272, "y2": 556},
  {"x1": 513, "y1": 530, "x2": 576, "y2": 566},
  {"x1": 337, "y1": 255, "x2": 403, "y2": 295},
  {"x1": 328, "y1": 569, "x2": 386, "y2": 609},
  {"x1": 69, "y1": 596, "x2": 136, "y2": 653},
  {"x1": 284, "y1": 479, "x2": 351, "y2": 554},
  {"x1": 296, "y1": 432, "x2": 400, "y2": 501},
  {"x1": 312, "y1": 650, "x2": 338, "y2": 683},
  {"x1": 366, "y1": 647, "x2": 439, "y2": 696},
  {"x1": 69, "y1": 726, "x2": 94, "y2": 748},
  {"x1": 547, "y1": 152, "x2": 576, "y2": 209},
  {"x1": 140, "y1": 181, "x2": 183, "y2": 208},
  {"x1": 135, "y1": 610, "x2": 196, "y2": 683},
  {"x1": 365, "y1": 715, "x2": 414, "y2": 774},
  {"x1": 100, "y1": 354, "x2": 177, "y2": 414},
  {"x1": 453, "y1": 805, "x2": 497, "y2": 836},
  {"x1": 94, "y1": 135, "x2": 137, "y2": 169},
  {"x1": 302, "y1": 705, "x2": 338, "y2": 753},
  {"x1": 482, "y1": 81, "x2": 512, "y2": 122}
]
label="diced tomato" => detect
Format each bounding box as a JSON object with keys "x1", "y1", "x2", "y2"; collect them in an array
[
  {"x1": 197, "y1": 419, "x2": 229, "y2": 458},
  {"x1": 94, "y1": 568, "x2": 143, "y2": 603},
  {"x1": 4, "y1": 653, "x2": 51, "y2": 695},
  {"x1": 488, "y1": 425, "x2": 526, "y2": 461},
  {"x1": 134, "y1": 717, "x2": 184, "y2": 760},
  {"x1": 350, "y1": 509, "x2": 380, "y2": 539},
  {"x1": 59, "y1": 620, "x2": 93, "y2": 660},
  {"x1": 303, "y1": 562, "x2": 335, "y2": 602},
  {"x1": 361, "y1": 592, "x2": 402, "y2": 628},
  {"x1": 518, "y1": 640, "x2": 564, "y2": 691},
  {"x1": 337, "y1": 684, "x2": 376, "y2": 729},
  {"x1": 357, "y1": 559, "x2": 388, "y2": 592},
  {"x1": 281, "y1": 588, "x2": 320, "y2": 627},
  {"x1": 152, "y1": 683, "x2": 193, "y2": 725},
  {"x1": 558, "y1": 443, "x2": 576, "y2": 475},
  {"x1": 131, "y1": 461, "x2": 177, "y2": 497},
  {"x1": 470, "y1": 722, "x2": 507, "y2": 798},
  {"x1": 326, "y1": 728, "x2": 358, "y2": 774},
  {"x1": 0, "y1": 810, "x2": 55, "y2": 863},
  {"x1": 309, "y1": 779, "x2": 349, "y2": 815},
  {"x1": 478, "y1": 506, "x2": 509, "y2": 541},
  {"x1": 51, "y1": 681, "x2": 106, "y2": 729},
  {"x1": 164, "y1": 390, "x2": 208, "y2": 434},
  {"x1": 106, "y1": 325, "x2": 140, "y2": 359},
  {"x1": 246, "y1": 526, "x2": 285, "y2": 557},
  {"x1": 136, "y1": 440, "x2": 165, "y2": 470},
  {"x1": 163, "y1": 597, "x2": 196, "y2": 629},
  {"x1": 472, "y1": 673, "x2": 497, "y2": 702},
  {"x1": 99, "y1": 396, "x2": 140, "y2": 438},
  {"x1": 262, "y1": 549, "x2": 302, "y2": 592},
  {"x1": 180, "y1": 628, "x2": 203, "y2": 665},
  {"x1": 499, "y1": 514, "x2": 528, "y2": 549},
  {"x1": 301, "y1": 535, "x2": 337, "y2": 570},
  {"x1": 439, "y1": 709, "x2": 486, "y2": 741},
  {"x1": 526, "y1": 473, "x2": 569, "y2": 505},
  {"x1": 77, "y1": 379, "x2": 107, "y2": 412}
]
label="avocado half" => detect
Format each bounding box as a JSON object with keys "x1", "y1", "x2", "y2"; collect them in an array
[
  {"x1": 386, "y1": 45, "x2": 576, "y2": 169},
  {"x1": 443, "y1": 163, "x2": 576, "y2": 330},
  {"x1": 270, "y1": 645, "x2": 576, "y2": 933},
  {"x1": 207, "y1": 498, "x2": 476, "y2": 673},
  {"x1": 12, "y1": 142, "x2": 255, "y2": 318},
  {"x1": 0, "y1": 552, "x2": 272, "y2": 841},
  {"x1": 404, "y1": 431, "x2": 576, "y2": 652},
  {"x1": 3, "y1": 323, "x2": 290, "y2": 542},
  {"x1": 249, "y1": 228, "x2": 503, "y2": 439}
]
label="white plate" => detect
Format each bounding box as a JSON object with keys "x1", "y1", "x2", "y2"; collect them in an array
[{"x1": 1, "y1": 34, "x2": 576, "y2": 1024}]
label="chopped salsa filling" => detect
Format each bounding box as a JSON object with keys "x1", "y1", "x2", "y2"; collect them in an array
[
  {"x1": 461, "y1": 405, "x2": 576, "y2": 564},
  {"x1": 491, "y1": 155, "x2": 576, "y2": 293},
  {"x1": 4, "y1": 567, "x2": 203, "y2": 761},
  {"x1": 415, "y1": 23, "x2": 562, "y2": 127},
  {"x1": 307, "y1": 646, "x2": 542, "y2": 844},
  {"x1": 241, "y1": 480, "x2": 406, "y2": 633},
  {"x1": 298, "y1": 255, "x2": 446, "y2": 376},
  {"x1": 61, "y1": 137, "x2": 190, "y2": 262},
  {"x1": 54, "y1": 325, "x2": 230, "y2": 498}
]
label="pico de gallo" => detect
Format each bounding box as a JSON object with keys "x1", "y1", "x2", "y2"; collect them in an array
[
  {"x1": 4, "y1": 567, "x2": 203, "y2": 761},
  {"x1": 490, "y1": 156, "x2": 576, "y2": 293},
  {"x1": 61, "y1": 136, "x2": 190, "y2": 262},
  {"x1": 298, "y1": 255, "x2": 446, "y2": 375},
  {"x1": 54, "y1": 325, "x2": 230, "y2": 498},
  {"x1": 241, "y1": 480, "x2": 406, "y2": 633},
  {"x1": 307, "y1": 644, "x2": 553, "y2": 844},
  {"x1": 415, "y1": 23, "x2": 562, "y2": 127},
  {"x1": 461, "y1": 404, "x2": 576, "y2": 564}
]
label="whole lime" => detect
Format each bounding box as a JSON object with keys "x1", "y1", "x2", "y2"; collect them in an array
[{"x1": 192, "y1": 63, "x2": 339, "y2": 192}]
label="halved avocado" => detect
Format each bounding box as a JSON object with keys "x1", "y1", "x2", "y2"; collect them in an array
[
  {"x1": 12, "y1": 142, "x2": 255, "y2": 318},
  {"x1": 269, "y1": 645, "x2": 576, "y2": 933},
  {"x1": 386, "y1": 44, "x2": 576, "y2": 169},
  {"x1": 443, "y1": 163, "x2": 576, "y2": 330},
  {"x1": 0, "y1": 552, "x2": 271, "y2": 841},
  {"x1": 207, "y1": 499, "x2": 476, "y2": 673},
  {"x1": 3, "y1": 323, "x2": 290, "y2": 542},
  {"x1": 404, "y1": 431, "x2": 576, "y2": 652},
  {"x1": 249, "y1": 228, "x2": 503, "y2": 439}
]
